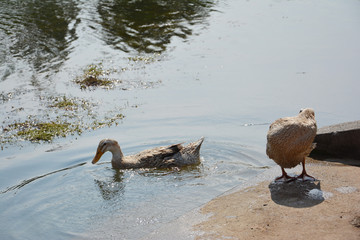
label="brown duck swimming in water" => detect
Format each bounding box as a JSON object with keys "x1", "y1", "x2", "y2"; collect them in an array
[
  {"x1": 92, "y1": 137, "x2": 204, "y2": 169},
  {"x1": 266, "y1": 108, "x2": 317, "y2": 182}
]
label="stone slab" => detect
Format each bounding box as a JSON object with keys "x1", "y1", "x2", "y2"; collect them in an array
[{"x1": 311, "y1": 121, "x2": 360, "y2": 159}]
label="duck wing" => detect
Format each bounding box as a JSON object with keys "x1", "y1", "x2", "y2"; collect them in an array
[
  {"x1": 163, "y1": 137, "x2": 205, "y2": 167},
  {"x1": 124, "y1": 143, "x2": 183, "y2": 168}
]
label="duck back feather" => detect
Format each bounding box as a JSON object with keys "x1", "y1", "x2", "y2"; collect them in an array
[
  {"x1": 266, "y1": 109, "x2": 317, "y2": 168},
  {"x1": 113, "y1": 137, "x2": 205, "y2": 169}
]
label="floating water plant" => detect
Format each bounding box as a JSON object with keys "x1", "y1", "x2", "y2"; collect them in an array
[
  {"x1": 91, "y1": 114, "x2": 125, "y2": 130},
  {"x1": 50, "y1": 96, "x2": 78, "y2": 110},
  {"x1": 1, "y1": 55, "x2": 166, "y2": 148},
  {"x1": 0, "y1": 95, "x2": 126, "y2": 147},
  {"x1": 49, "y1": 96, "x2": 94, "y2": 113},
  {"x1": 8, "y1": 121, "x2": 78, "y2": 142},
  {"x1": 128, "y1": 54, "x2": 160, "y2": 63},
  {"x1": 75, "y1": 63, "x2": 114, "y2": 89}
]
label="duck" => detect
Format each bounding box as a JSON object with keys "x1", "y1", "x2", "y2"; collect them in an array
[
  {"x1": 266, "y1": 108, "x2": 317, "y2": 182},
  {"x1": 92, "y1": 137, "x2": 205, "y2": 169}
]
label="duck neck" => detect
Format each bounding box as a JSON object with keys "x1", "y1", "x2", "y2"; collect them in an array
[{"x1": 110, "y1": 145, "x2": 124, "y2": 168}]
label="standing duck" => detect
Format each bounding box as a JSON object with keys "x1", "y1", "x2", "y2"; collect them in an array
[
  {"x1": 92, "y1": 137, "x2": 204, "y2": 169},
  {"x1": 266, "y1": 108, "x2": 317, "y2": 181}
]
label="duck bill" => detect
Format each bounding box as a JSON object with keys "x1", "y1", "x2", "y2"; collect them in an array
[{"x1": 92, "y1": 149, "x2": 104, "y2": 164}]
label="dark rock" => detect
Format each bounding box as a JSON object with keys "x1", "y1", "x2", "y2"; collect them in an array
[{"x1": 311, "y1": 121, "x2": 360, "y2": 160}]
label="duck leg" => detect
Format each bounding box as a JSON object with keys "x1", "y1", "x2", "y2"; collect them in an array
[
  {"x1": 297, "y1": 158, "x2": 315, "y2": 181},
  {"x1": 275, "y1": 167, "x2": 296, "y2": 182}
]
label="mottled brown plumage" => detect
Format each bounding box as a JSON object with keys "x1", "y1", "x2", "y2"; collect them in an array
[
  {"x1": 92, "y1": 137, "x2": 204, "y2": 169},
  {"x1": 266, "y1": 108, "x2": 317, "y2": 181}
]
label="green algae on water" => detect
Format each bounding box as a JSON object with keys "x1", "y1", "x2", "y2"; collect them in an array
[
  {"x1": 49, "y1": 96, "x2": 94, "y2": 112},
  {"x1": 74, "y1": 63, "x2": 115, "y2": 89},
  {"x1": 90, "y1": 114, "x2": 125, "y2": 130},
  {"x1": 50, "y1": 96, "x2": 78, "y2": 110},
  {"x1": 0, "y1": 54, "x2": 167, "y2": 148},
  {"x1": 3, "y1": 120, "x2": 81, "y2": 143},
  {"x1": 127, "y1": 54, "x2": 160, "y2": 64},
  {"x1": 15, "y1": 121, "x2": 76, "y2": 142},
  {"x1": 0, "y1": 94, "x2": 126, "y2": 147}
]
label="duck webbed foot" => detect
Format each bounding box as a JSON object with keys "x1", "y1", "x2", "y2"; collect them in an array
[
  {"x1": 297, "y1": 159, "x2": 316, "y2": 181},
  {"x1": 275, "y1": 174, "x2": 296, "y2": 182},
  {"x1": 275, "y1": 168, "x2": 296, "y2": 182},
  {"x1": 296, "y1": 172, "x2": 316, "y2": 181}
]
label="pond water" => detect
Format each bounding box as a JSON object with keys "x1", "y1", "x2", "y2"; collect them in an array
[{"x1": 1, "y1": 0, "x2": 360, "y2": 239}]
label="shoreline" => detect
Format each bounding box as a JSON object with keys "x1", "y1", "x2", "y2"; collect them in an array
[
  {"x1": 194, "y1": 158, "x2": 360, "y2": 239},
  {"x1": 145, "y1": 158, "x2": 360, "y2": 239}
]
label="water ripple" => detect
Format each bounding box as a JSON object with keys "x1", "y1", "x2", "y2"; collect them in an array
[{"x1": 0, "y1": 162, "x2": 86, "y2": 194}]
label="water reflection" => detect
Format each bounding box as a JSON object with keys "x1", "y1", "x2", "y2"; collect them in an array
[
  {"x1": 0, "y1": 0, "x2": 215, "y2": 77},
  {"x1": 97, "y1": 0, "x2": 215, "y2": 53},
  {"x1": 93, "y1": 165, "x2": 202, "y2": 201},
  {"x1": 94, "y1": 170, "x2": 125, "y2": 201},
  {"x1": 0, "y1": 0, "x2": 79, "y2": 73}
]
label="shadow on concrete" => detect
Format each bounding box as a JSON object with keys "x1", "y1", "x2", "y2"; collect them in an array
[
  {"x1": 310, "y1": 154, "x2": 360, "y2": 167},
  {"x1": 269, "y1": 181, "x2": 324, "y2": 208}
]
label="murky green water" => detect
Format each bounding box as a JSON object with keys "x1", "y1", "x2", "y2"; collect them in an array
[{"x1": 1, "y1": 0, "x2": 360, "y2": 239}]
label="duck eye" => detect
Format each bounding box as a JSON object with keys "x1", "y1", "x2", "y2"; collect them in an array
[{"x1": 100, "y1": 141, "x2": 107, "y2": 148}]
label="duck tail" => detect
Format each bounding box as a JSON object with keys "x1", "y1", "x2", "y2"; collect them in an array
[{"x1": 193, "y1": 137, "x2": 205, "y2": 153}]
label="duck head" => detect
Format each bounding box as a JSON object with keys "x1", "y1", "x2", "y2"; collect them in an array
[
  {"x1": 299, "y1": 108, "x2": 315, "y2": 119},
  {"x1": 92, "y1": 139, "x2": 123, "y2": 164}
]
